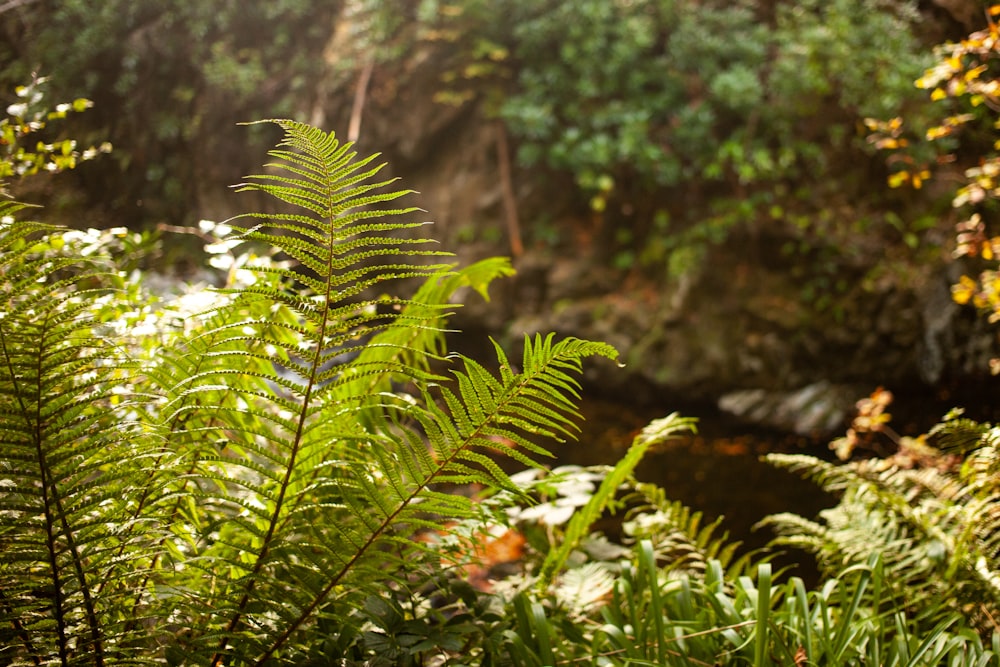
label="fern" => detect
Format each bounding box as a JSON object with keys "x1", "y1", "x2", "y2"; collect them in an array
[
  {"x1": 0, "y1": 120, "x2": 618, "y2": 665},
  {"x1": 536, "y1": 413, "x2": 695, "y2": 589},
  {"x1": 0, "y1": 216, "x2": 163, "y2": 665},
  {"x1": 763, "y1": 415, "x2": 1000, "y2": 634}
]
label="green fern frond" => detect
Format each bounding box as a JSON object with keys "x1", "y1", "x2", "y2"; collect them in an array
[
  {"x1": 537, "y1": 413, "x2": 696, "y2": 590},
  {"x1": 333, "y1": 257, "x2": 515, "y2": 429},
  {"x1": 151, "y1": 121, "x2": 454, "y2": 659},
  {"x1": 623, "y1": 482, "x2": 749, "y2": 579},
  {"x1": 764, "y1": 440, "x2": 1000, "y2": 632},
  {"x1": 237, "y1": 334, "x2": 614, "y2": 663},
  {"x1": 929, "y1": 409, "x2": 993, "y2": 455},
  {"x1": 139, "y1": 121, "x2": 617, "y2": 664},
  {"x1": 0, "y1": 218, "x2": 162, "y2": 665}
]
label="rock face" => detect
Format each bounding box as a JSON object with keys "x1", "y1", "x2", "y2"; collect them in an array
[
  {"x1": 481, "y1": 243, "x2": 995, "y2": 414},
  {"x1": 298, "y1": 37, "x2": 1000, "y2": 432}
]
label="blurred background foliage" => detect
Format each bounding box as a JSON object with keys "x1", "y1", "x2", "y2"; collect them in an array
[
  {"x1": 0, "y1": 0, "x2": 340, "y2": 222},
  {"x1": 358, "y1": 0, "x2": 952, "y2": 277},
  {"x1": 0, "y1": 0, "x2": 993, "y2": 342},
  {"x1": 0, "y1": 1, "x2": 951, "y2": 226}
]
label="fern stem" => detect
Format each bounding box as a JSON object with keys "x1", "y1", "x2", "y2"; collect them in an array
[{"x1": 212, "y1": 163, "x2": 341, "y2": 666}]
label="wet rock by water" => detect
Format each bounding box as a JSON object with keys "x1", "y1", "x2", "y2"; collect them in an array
[{"x1": 717, "y1": 381, "x2": 863, "y2": 437}]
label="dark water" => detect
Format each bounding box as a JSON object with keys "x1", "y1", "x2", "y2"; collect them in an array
[
  {"x1": 551, "y1": 399, "x2": 836, "y2": 582},
  {"x1": 551, "y1": 381, "x2": 1000, "y2": 583}
]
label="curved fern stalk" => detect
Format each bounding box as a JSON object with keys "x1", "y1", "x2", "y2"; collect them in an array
[
  {"x1": 0, "y1": 217, "x2": 160, "y2": 666},
  {"x1": 253, "y1": 333, "x2": 618, "y2": 664}
]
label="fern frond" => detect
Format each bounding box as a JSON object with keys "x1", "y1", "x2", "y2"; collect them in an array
[
  {"x1": 764, "y1": 442, "x2": 1000, "y2": 632},
  {"x1": 143, "y1": 121, "x2": 449, "y2": 661},
  {"x1": 554, "y1": 562, "x2": 617, "y2": 616},
  {"x1": 241, "y1": 334, "x2": 616, "y2": 664},
  {"x1": 0, "y1": 218, "x2": 163, "y2": 665},
  {"x1": 151, "y1": 121, "x2": 614, "y2": 664},
  {"x1": 929, "y1": 409, "x2": 993, "y2": 455},
  {"x1": 623, "y1": 483, "x2": 749, "y2": 579},
  {"x1": 537, "y1": 413, "x2": 696, "y2": 590}
]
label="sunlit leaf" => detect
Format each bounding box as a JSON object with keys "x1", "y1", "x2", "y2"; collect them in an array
[{"x1": 952, "y1": 275, "x2": 977, "y2": 305}]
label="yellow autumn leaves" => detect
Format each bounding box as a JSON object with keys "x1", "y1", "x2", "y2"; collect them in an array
[{"x1": 866, "y1": 5, "x2": 1000, "y2": 371}]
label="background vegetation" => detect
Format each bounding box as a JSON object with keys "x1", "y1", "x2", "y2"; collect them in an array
[{"x1": 0, "y1": 1, "x2": 960, "y2": 269}]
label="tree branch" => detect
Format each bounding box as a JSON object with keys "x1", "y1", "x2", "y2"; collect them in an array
[{"x1": 0, "y1": 0, "x2": 41, "y2": 15}]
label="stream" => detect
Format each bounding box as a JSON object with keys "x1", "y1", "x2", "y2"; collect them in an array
[
  {"x1": 552, "y1": 380, "x2": 1000, "y2": 583},
  {"x1": 552, "y1": 398, "x2": 836, "y2": 581}
]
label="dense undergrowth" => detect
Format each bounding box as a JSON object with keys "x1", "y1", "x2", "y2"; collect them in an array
[{"x1": 1, "y1": 116, "x2": 999, "y2": 666}]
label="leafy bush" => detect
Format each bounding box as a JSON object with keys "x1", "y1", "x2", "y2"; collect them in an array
[
  {"x1": 397, "y1": 0, "x2": 932, "y2": 280},
  {"x1": 497, "y1": 1, "x2": 926, "y2": 203}
]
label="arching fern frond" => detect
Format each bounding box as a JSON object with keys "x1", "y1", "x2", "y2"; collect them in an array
[
  {"x1": 537, "y1": 413, "x2": 698, "y2": 589},
  {"x1": 247, "y1": 333, "x2": 617, "y2": 664},
  {"x1": 137, "y1": 120, "x2": 618, "y2": 664}
]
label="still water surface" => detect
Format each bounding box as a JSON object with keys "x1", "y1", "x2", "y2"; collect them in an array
[
  {"x1": 555, "y1": 384, "x2": 1000, "y2": 581},
  {"x1": 552, "y1": 398, "x2": 837, "y2": 580}
]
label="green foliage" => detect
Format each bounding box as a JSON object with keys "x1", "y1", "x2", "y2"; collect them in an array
[
  {"x1": 0, "y1": 119, "x2": 619, "y2": 664},
  {"x1": 3, "y1": 135, "x2": 997, "y2": 663},
  {"x1": 507, "y1": 541, "x2": 997, "y2": 666},
  {"x1": 535, "y1": 413, "x2": 697, "y2": 589},
  {"x1": 395, "y1": 0, "x2": 932, "y2": 281},
  {"x1": 2, "y1": 0, "x2": 942, "y2": 291},
  {"x1": 496, "y1": 410, "x2": 998, "y2": 665},
  {"x1": 0, "y1": 1, "x2": 340, "y2": 221},
  {"x1": 482, "y1": 414, "x2": 984, "y2": 665},
  {"x1": 0, "y1": 76, "x2": 109, "y2": 185},
  {"x1": 763, "y1": 409, "x2": 1000, "y2": 636},
  {"x1": 497, "y1": 0, "x2": 925, "y2": 195}
]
